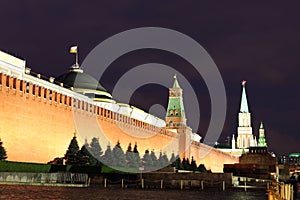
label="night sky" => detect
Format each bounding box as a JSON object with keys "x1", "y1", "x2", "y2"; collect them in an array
[{"x1": 0, "y1": 1, "x2": 299, "y2": 156}]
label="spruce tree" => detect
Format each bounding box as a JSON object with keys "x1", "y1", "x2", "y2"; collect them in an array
[
  {"x1": 190, "y1": 156, "x2": 197, "y2": 171},
  {"x1": 143, "y1": 149, "x2": 153, "y2": 168},
  {"x1": 112, "y1": 141, "x2": 126, "y2": 167},
  {"x1": 174, "y1": 155, "x2": 183, "y2": 170},
  {"x1": 126, "y1": 142, "x2": 132, "y2": 166},
  {"x1": 89, "y1": 137, "x2": 103, "y2": 165},
  {"x1": 103, "y1": 144, "x2": 113, "y2": 165},
  {"x1": 170, "y1": 152, "x2": 176, "y2": 164},
  {"x1": 197, "y1": 164, "x2": 207, "y2": 172},
  {"x1": 162, "y1": 153, "x2": 169, "y2": 167},
  {"x1": 182, "y1": 157, "x2": 191, "y2": 170},
  {"x1": 77, "y1": 145, "x2": 91, "y2": 165},
  {"x1": 186, "y1": 158, "x2": 191, "y2": 170},
  {"x1": 0, "y1": 139, "x2": 7, "y2": 160},
  {"x1": 133, "y1": 143, "x2": 139, "y2": 154},
  {"x1": 127, "y1": 142, "x2": 132, "y2": 152},
  {"x1": 133, "y1": 143, "x2": 141, "y2": 167},
  {"x1": 158, "y1": 151, "x2": 163, "y2": 167},
  {"x1": 65, "y1": 135, "x2": 80, "y2": 165},
  {"x1": 126, "y1": 143, "x2": 138, "y2": 168},
  {"x1": 150, "y1": 150, "x2": 158, "y2": 167},
  {"x1": 158, "y1": 151, "x2": 169, "y2": 167}
]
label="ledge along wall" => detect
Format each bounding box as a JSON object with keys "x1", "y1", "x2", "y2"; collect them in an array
[
  {"x1": 0, "y1": 172, "x2": 88, "y2": 186},
  {"x1": 0, "y1": 73, "x2": 238, "y2": 172}
]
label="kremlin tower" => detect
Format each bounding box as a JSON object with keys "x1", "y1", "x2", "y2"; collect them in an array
[
  {"x1": 165, "y1": 74, "x2": 187, "y2": 128},
  {"x1": 236, "y1": 80, "x2": 256, "y2": 149},
  {"x1": 218, "y1": 80, "x2": 270, "y2": 157},
  {"x1": 258, "y1": 122, "x2": 267, "y2": 147},
  {"x1": 165, "y1": 75, "x2": 194, "y2": 159}
]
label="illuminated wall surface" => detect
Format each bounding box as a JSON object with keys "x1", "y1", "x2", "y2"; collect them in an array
[{"x1": 0, "y1": 73, "x2": 238, "y2": 172}]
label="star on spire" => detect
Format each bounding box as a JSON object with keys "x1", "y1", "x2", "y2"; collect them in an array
[{"x1": 242, "y1": 80, "x2": 246, "y2": 86}]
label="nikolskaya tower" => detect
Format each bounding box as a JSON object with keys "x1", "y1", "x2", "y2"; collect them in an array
[
  {"x1": 218, "y1": 80, "x2": 269, "y2": 157},
  {"x1": 235, "y1": 80, "x2": 258, "y2": 149},
  {"x1": 236, "y1": 80, "x2": 257, "y2": 148}
]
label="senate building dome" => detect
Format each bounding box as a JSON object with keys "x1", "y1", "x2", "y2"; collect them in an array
[{"x1": 56, "y1": 64, "x2": 113, "y2": 102}]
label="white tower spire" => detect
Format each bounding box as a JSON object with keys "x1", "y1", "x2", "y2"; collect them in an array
[
  {"x1": 240, "y1": 80, "x2": 249, "y2": 113},
  {"x1": 237, "y1": 80, "x2": 253, "y2": 149}
]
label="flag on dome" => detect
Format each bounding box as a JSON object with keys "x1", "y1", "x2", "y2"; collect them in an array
[{"x1": 70, "y1": 46, "x2": 77, "y2": 53}]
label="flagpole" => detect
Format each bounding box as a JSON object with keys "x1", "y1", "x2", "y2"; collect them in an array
[{"x1": 75, "y1": 45, "x2": 78, "y2": 66}]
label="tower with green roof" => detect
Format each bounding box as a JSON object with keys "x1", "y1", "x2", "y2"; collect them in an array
[
  {"x1": 258, "y1": 122, "x2": 267, "y2": 147},
  {"x1": 165, "y1": 75, "x2": 192, "y2": 158},
  {"x1": 165, "y1": 74, "x2": 187, "y2": 128}
]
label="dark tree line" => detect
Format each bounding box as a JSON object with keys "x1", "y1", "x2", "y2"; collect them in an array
[
  {"x1": 0, "y1": 138, "x2": 7, "y2": 160},
  {"x1": 172, "y1": 156, "x2": 207, "y2": 172},
  {"x1": 63, "y1": 135, "x2": 207, "y2": 172},
  {"x1": 64, "y1": 135, "x2": 103, "y2": 166}
]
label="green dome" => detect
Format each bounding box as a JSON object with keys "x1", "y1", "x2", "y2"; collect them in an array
[
  {"x1": 56, "y1": 69, "x2": 106, "y2": 92},
  {"x1": 56, "y1": 66, "x2": 113, "y2": 102},
  {"x1": 289, "y1": 152, "x2": 300, "y2": 158}
]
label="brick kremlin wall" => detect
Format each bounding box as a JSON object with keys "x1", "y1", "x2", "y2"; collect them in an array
[{"x1": 0, "y1": 74, "x2": 238, "y2": 172}]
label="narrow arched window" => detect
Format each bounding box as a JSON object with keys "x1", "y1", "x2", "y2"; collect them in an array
[
  {"x1": 170, "y1": 110, "x2": 174, "y2": 115},
  {"x1": 175, "y1": 110, "x2": 179, "y2": 116}
]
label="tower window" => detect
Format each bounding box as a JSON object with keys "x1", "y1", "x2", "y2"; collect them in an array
[
  {"x1": 175, "y1": 110, "x2": 179, "y2": 116},
  {"x1": 170, "y1": 110, "x2": 174, "y2": 116},
  {"x1": 0, "y1": 74, "x2": 2, "y2": 85}
]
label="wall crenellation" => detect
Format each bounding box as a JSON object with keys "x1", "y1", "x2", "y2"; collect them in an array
[{"x1": 0, "y1": 72, "x2": 174, "y2": 135}]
